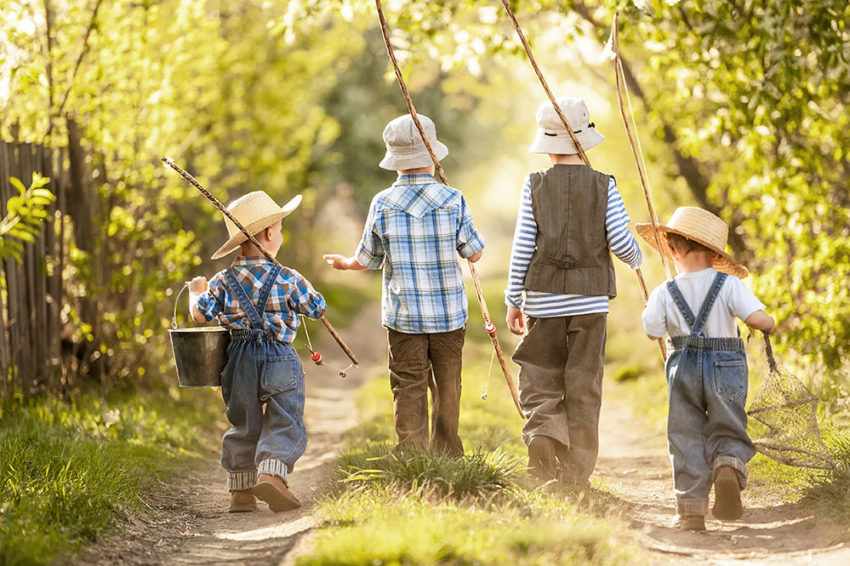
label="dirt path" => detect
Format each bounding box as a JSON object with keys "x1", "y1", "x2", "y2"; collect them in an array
[
  {"x1": 596, "y1": 380, "x2": 850, "y2": 565},
  {"x1": 77, "y1": 303, "x2": 383, "y2": 566},
  {"x1": 77, "y1": 301, "x2": 850, "y2": 565}
]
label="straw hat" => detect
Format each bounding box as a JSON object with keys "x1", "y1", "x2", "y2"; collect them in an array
[
  {"x1": 529, "y1": 97, "x2": 604, "y2": 154},
  {"x1": 379, "y1": 114, "x2": 448, "y2": 171},
  {"x1": 635, "y1": 207, "x2": 749, "y2": 278},
  {"x1": 211, "y1": 191, "x2": 302, "y2": 260}
]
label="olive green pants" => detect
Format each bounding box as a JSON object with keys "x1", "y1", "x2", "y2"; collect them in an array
[
  {"x1": 512, "y1": 314, "x2": 607, "y2": 484},
  {"x1": 386, "y1": 327, "x2": 465, "y2": 457}
]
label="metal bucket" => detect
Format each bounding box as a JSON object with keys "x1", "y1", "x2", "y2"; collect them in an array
[{"x1": 169, "y1": 285, "x2": 230, "y2": 387}]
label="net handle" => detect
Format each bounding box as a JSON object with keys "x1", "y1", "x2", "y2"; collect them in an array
[{"x1": 762, "y1": 331, "x2": 779, "y2": 374}]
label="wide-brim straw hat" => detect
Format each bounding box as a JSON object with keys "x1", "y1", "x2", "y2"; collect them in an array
[
  {"x1": 379, "y1": 114, "x2": 449, "y2": 171},
  {"x1": 529, "y1": 97, "x2": 604, "y2": 154},
  {"x1": 211, "y1": 191, "x2": 302, "y2": 260},
  {"x1": 635, "y1": 207, "x2": 748, "y2": 278}
]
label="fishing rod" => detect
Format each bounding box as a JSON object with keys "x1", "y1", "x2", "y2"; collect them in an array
[
  {"x1": 161, "y1": 156, "x2": 360, "y2": 371},
  {"x1": 499, "y1": 0, "x2": 666, "y2": 360},
  {"x1": 374, "y1": 0, "x2": 524, "y2": 419}
]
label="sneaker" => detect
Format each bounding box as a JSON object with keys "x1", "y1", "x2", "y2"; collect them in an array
[
  {"x1": 672, "y1": 514, "x2": 706, "y2": 531},
  {"x1": 228, "y1": 489, "x2": 257, "y2": 513},
  {"x1": 253, "y1": 473, "x2": 301, "y2": 512},
  {"x1": 713, "y1": 466, "x2": 743, "y2": 520},
  {"x1": 527, "y1": 436, "x2": 558, "y2": 481}
]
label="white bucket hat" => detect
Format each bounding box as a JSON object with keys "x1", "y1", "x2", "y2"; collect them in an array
[
  {"x1": 529, "y1": 97, "x2": 604, "y2": 154},
  {"x1": 378, "y1": 114, "x2": 449, "y2": 171},
  {"x1": 211, "y1": 191, "x2": 302, "y2": 260},
  {"x1": 635, "y1": 207, "x2": 749, "y2": 279}
]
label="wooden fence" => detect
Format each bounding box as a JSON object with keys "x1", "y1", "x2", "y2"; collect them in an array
[{"x1": 0, "y1": 140, "x2": 68, "y2": 397}]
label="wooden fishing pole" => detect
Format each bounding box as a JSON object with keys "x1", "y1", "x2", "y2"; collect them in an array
[
  {"x1": 611, "y1": 12, "x2": 673, "y2": 281},
  {"x1": 161, "y1": 156, "x2": 360, "y2": 367},
  {"x1": 374, "y1": 0, "x2": 524, "y2": 419},
  {"x1": 499, "y1": 0, "x2": 666, "y2": 360}
]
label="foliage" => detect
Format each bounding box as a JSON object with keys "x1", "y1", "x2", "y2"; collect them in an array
[
  {"x1": 0, "y1": 387, "x2": 221, "y2": 565},
  {"x1": 801, "y1": 429, "x2": 850, "y2": 521},
  {"x1": 0, "y1": 173, "x2": 54, "y2": 264}
]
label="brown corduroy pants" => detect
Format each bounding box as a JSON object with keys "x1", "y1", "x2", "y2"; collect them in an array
[
  {"x1": 386, "y1": 327, "x2": 465, "y2": 457},
  {"x1": 512, "y1": 314, "x2": 607, "y2": 484}
]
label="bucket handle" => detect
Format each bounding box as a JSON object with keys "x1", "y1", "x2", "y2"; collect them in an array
[{"x1": 172, "y1": 284, "x2": 189, "y2": 330}]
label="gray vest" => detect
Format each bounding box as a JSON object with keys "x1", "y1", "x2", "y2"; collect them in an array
[{"x1": 524, "y1": 164, "x2": 617, "y2": 298}]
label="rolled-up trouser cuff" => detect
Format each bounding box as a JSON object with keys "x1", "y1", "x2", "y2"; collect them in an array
[
  {"x1": 713, "y1": 456, "x2": 748, "y2": 489},
  {"x1": 227, "y1": 469, "x2": 257, "y2": 491},
  {"x1": 258, "y1": 458, "x2": 289, "y2": 482},
  {"x1": 677, "y1": 498, "x2": 709, "y2": 516}
]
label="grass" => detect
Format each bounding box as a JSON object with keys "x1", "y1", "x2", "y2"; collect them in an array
[{"x1": 0, "y1": 386, "x2": 222, "y2": 566}]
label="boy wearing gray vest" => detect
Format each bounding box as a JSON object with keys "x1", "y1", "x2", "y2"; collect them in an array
[{"x1": 505, "y1": 98, "x2": 642, "y2": 484}]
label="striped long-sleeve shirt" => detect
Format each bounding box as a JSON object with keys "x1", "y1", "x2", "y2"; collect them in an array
[{"x1": 505, "y1": 173, "x2": 642, "y2": 317}]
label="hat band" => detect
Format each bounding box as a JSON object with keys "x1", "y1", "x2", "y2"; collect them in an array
[{"x1": 543, "y1": 122, "x2": 594, "y2": 136}]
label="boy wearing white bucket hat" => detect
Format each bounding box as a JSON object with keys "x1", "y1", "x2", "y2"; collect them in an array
[
  {"x1": 639, "y1": 207, "x2": 775, "y2": 531},
  {"x1": 188, "y1": 190, "x2": 326, "y2": 514},
  {"x1": 323, "y1": 114, "x2": 484, "y2": 457},
  {"x1": 505, "y1": 97, "x2": 643, "y2": 484}
]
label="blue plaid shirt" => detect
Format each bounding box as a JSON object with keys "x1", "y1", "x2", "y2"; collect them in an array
[
  {"x1": 356, "y1": 173, "x2": 485, "y2": 334},
  {"x1": 196, "y1": 257, "x2": 326, "y2": 343}
]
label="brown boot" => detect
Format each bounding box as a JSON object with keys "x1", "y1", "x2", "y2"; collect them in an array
[
  {"x1": 672, "y1": 514, "x2": 706, "y2": 531},
  {"x1": 253, "y1": 473, "x2": 301, "y2": 512},
  {"x1": 712, "y1": 466, "x2": 743, "y2": 520},
  {"x1": 229, "y1": 489, "x2": 257, "y2": 513},
  {"x1": 527, "y1": 436, "x2": 558, "y2": 480}
]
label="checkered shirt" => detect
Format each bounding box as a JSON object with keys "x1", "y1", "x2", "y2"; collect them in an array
[
  {"x1": 196, "y1": 257, "x2": 326, "y2": 343},
  {"x1": 356, "y1": 173, "x2": 485, "y2": 334}
]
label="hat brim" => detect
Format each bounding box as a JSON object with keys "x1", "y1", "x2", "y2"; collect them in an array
[
  {"x1": 210, "y1": 195, "x2": 302, "y2": 260},
  {"x1": 529, "y1": 128, "x2": 604, "y2": 154},
  {"x1": 379, "y1": 140, "x2": 449, "y2": 171},
  {"x1": 635, "y1": 222, "x2": 749, "y2": 279}
]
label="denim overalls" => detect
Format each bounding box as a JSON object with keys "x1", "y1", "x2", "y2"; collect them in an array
[
  {"x1": 220, "y1": 266, "x2": 307, "y2": 492},
  {"x1": 665, "y1": 272, "x2": 756, "y2": 516}
]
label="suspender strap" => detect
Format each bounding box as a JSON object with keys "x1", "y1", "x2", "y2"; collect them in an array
[
  {"x1": 666, "y1": 279, "x2": 696, "y2": 331},
  {"x1": 691, "y1": 272, "x2": 727, "y2": 336},
  {"x1": 666, "y1": 272, "x2": 728, "y2": 337},
  {"x1": 224, "y1": 265, "x2": 282, "y2": 331}
]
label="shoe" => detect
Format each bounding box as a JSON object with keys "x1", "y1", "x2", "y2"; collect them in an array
[
  {"x1": 672, "y1": 514, "x2": 706, "y2": 531},
  {"x1": 527, "y1": 436, "x2": 557, "y2": 481},
  {"x1": 713, "y1": 466, "x2": 743, "y2": 520},
  {"x1": 228, "y1": 489, "x2": 257, "y2": 513},
  {"x1": 253, "y1": 473, "x2": 301, "y2": 512}
]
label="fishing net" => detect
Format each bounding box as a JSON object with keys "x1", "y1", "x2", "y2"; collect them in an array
[{"x1": 747, "y1": 333, "x2": 835, "y2": 470}]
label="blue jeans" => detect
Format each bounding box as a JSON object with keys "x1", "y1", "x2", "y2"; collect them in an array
[
  {"x1": 220, "y1": 329, "x2": 306, "y2": 491},
  {"x1": 665, "y1": 336, "x2": 756, "y2": 515}
]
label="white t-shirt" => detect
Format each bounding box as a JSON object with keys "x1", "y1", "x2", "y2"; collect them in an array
[{"x1": 642, "y1": 268, "x2": 766, "y2": 339}]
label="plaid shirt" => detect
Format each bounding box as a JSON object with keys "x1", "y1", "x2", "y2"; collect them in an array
[
  {"x1": 356, "y1": 173, "x2": 485, "y2": 334},
  {"x1": 196, "y1": 257, "x2": 326, "y2": 343}
]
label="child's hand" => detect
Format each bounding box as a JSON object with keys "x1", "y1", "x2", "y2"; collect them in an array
[
  {"x1": 323, "y1": 254, "x2": 368, "y2": 271},
  {"x1": 188, "y1": 276, "x2": 208, "y2": 293},
  {"x1": 506, "y1": 306, "x2": 525, "y2": 335}
]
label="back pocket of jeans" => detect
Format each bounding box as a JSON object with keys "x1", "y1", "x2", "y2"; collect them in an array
[
  {"x1": 713, "y1": 360, "x2": 747, "y2": 402},
  {"x1": 263, "y1": 352, "x2": 301, "y2": 395}
]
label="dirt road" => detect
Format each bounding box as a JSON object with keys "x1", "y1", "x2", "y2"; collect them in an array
[
  {"x1": 78, "y1": 307, "x2": 850, "y2": 565},
  {"x1": 596, "y1": 381, "x2": 850, "y2": 565}
]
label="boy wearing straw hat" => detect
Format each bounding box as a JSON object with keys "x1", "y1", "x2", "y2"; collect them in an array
[
  {"x1": 506, "y1": 97, "x2": 643, "y2": 484},
  {"x1": 323, "y1": 114, "x2": 485, "y2": 457},
  {"x1": 187, "y1": 190, "x2": 326, "y2": 514},
  {"x1": 639, "y1": 207, "x2": 775, "y2": 531}
]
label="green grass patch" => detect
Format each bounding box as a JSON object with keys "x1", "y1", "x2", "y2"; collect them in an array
[
  {"x1": 302, "y1": 488, "x2": 636, "y2": 566},
  {"x1": 0, "y1": 387, "x2": 222, "y2": 566},
  {"x1": 338, "y1": 443, "x2": 523, "y2": 500}
]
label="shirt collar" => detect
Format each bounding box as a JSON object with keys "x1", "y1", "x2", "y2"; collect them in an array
[
  {"x1": 388, "y1": 173, "x2": 454, "y2": 218},
  {"x1": 232, "y1": 256, "x2": 274, "y2": 266}
]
